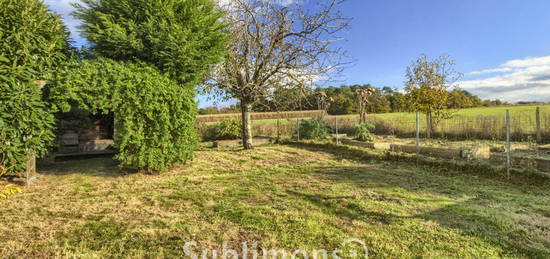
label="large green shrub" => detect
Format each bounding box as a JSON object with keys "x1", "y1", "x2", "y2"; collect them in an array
[
  {"x1": 53, "y1": 59, "x2": 198, "y2": 172},
  {"x1": 298, "y1": 118, "x2": 330, "y2": 140},
  {"x1": 353, "y1": 122, "x2": 375, "y2": 141},
  {"x1": 73, "y1": 0, "x2": 229, "y2": 88},
  {"x1": 202, "y1": 118, "x2": 242, "y2": 141},
  {"x1": 0, "y1": 0, "x2": 70, "y2": 175},
  {"x1": 0, "y1": 79, "x2": 56, "y2": 176}
]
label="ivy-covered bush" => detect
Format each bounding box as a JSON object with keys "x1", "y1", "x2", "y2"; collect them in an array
[
  {"x1": 298, "y1": 118, "x2": 331, "y2": 140},
  {"x1": 202, "y1": 118, "x2": 242, "y2": 141},
  {"x1": 353, "y1": 122, "x2": 375, "y2": 141},
  {"x1": 0, "y1": 0, "x2": 70, "y2": 175},
  {"x1": 53, "y1": 59, "x2": 198, "y2": 172}
]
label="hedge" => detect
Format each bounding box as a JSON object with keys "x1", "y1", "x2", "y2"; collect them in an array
[
  {"x1": 53, "y1": 59, "x2": 198, "y2": 172},
  {"x1": 0, "y1": 0, "x2": 70, "y2": 176}
]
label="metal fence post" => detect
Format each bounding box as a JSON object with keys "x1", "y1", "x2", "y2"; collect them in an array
[
  {"x1": 297, "y1": 118, "x2": 300, "y2": 141},
  {"x1": 536, "y1": 107, "x2": 541, "y2": 144},
  {"x1": 506, "y1": 109, "x2": 511, "y2": 179},
  {"x1": 416, "y1": 112, "x2": 420, "y2": 156},
  {"x1": 277, "y1": 118, "x2": 281, "y2": 142}
]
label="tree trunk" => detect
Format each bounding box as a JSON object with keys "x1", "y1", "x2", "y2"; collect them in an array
[
  {"x1": 426, "y1": 111, "x2": 432, "y2": 139},
  {"x1": 241, "y1": 101, "x2": 253, "y2": 149}
]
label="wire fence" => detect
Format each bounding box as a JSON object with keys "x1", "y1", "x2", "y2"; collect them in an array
[
  {"x1": 325, "y1": 108, "x2": 550, "y2": 142},
  {"x1": 196, "y1": 107, "x2": 550, "y2": 173},
  {"x1": 237, "y1": 107, "x2": 549, "y2": 141},
  {"x1": 322, "y1": 108, "x2": 549, "y2": 174}
]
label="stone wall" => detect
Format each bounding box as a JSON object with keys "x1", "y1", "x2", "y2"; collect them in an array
[{"x1": 490, "y1": 153, "x2": 550, "y2": 172}]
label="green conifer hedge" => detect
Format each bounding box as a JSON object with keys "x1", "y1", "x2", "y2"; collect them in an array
[{"x1": 0, "y1": 0, "x2": 70, "y2": 175}]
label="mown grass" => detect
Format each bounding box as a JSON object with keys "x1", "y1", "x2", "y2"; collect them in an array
[{"x1": 0, "y1": 145, "x2": 548, "y2": 258}]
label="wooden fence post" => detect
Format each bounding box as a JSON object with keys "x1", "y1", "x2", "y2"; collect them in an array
[
  {"x1": 25, "y1": 151, "x2": 36, "y2": 185},
  {"x1": 536, "y1": 107, "x2": 541, "y2": 144}
]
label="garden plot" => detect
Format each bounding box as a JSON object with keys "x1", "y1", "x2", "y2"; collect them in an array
[{"x1": 338, "y1": 136, "x2": 550, "y2": 172}]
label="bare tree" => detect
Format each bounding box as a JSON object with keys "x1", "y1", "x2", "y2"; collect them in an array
[
  {"x1": 207, "y1": 0, "x2": 350, "y2": 149},
  {"x1": 356, "y1": 88, "x2": 375, "y2": 124},
  {"x1": 316, "y1": 91, "x2": 334, "y2": 118}
]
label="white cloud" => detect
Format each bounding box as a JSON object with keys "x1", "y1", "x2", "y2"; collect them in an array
[
  {"x1": 501, "y1": 56, "x2": 550, "y2": 68},
  {"x1": 468, "y1": 67, "x2": 512, "y2": 75},
  {"x1": 460, "y1": 56, "x2": 550, "y2": 103},
  {"x1": 44, "y1": 0, "x2": 83, "y2": 44}
]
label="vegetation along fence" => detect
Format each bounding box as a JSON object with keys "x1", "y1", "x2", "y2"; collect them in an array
[
  {"x1": 377, "y1": 107, "x2": 547, "y2": 142},
  {"x1": 197, "y1": 106, "x2": 550, "y2": 143},
  {"x1": 196, "y1": 107, "x2": 550, "y2": 174},
  {"x1": 197, "y1": 110, "x2": 325, "y2": 123}
]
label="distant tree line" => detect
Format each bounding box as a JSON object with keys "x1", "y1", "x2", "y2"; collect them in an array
[
  {"x1": 199, "y1": 84, "x2": 507, "y2": 115},
  {"x1": 198, "y1": 105, "x2": 242, "y2": 115}
]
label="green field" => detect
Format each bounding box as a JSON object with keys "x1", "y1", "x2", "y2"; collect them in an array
[
  {"x1": 1, "y1": 145, "x2": 548, "y2": 258},
  {"x1": 331, "y1": 104, "x2": 549, "y2": 119},
  {"x1": 244, "y1": 105, "x2": 550, "y2": 123},
  {"x1": 231, "y1": 105, "x2": 550, "y2": 142}
]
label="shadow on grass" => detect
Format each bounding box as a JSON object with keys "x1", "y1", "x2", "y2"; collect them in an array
[
  {"x1": 290, "y1": 142, "x2": 550, "y2": 188},
  {"x1": 38, "y1": 156, "x2": 125, "y2": 178},
  {"x1": 287, "y1": 190, "x2": 407, "y2": 225},
  {"x1": 420, "y1": 201, "x2": 550, "y2": 258},
  {"x1": 301, "y1": 155, "x2": 550, "y2": 257}
]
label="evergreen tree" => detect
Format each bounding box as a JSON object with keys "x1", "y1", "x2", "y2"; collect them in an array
[{"x1": 74, "y1": 0, "x2": 229, "y2": 88}]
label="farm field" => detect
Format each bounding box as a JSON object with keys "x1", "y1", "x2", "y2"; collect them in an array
[
  {"x1": 204, "y1": 105, "x2": 550, "y2": 124},
  {"x1": 201, "y1": 105, "x2": 550, "y2": 142},
  {"x1": 329, "y1": 104, "x2": 550, "y2": 120},
  {"x1": 1, "y1": 145, "x2": 548, "y2": 258}
]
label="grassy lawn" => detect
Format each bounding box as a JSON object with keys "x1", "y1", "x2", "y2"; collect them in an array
[{"x1": 1, "y1": 145, "x2": 549, "y2": 258}]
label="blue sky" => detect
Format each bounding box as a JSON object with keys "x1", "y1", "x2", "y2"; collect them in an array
[
  {"x1": 335, "y1": 0, "x2": 550, "y2": 103},
  {"x1": 45, "y1": 0, "x2": 550, "y2": 105}
]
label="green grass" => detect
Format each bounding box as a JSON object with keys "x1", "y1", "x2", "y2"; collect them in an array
[
  {"x1": 244, "y1": 105, "x2": 550, "y2": 124},
  {"x1": 0, "y1": 145, "x2": 549, "y2": 258}
]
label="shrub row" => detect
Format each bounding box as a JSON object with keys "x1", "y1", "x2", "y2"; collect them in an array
[
  {"x1": 197, "y1": 117, "x2": 376, "y2": 142},
  {"x1": 200, "y1": 118, "x2": 242, "y2": 141}
]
